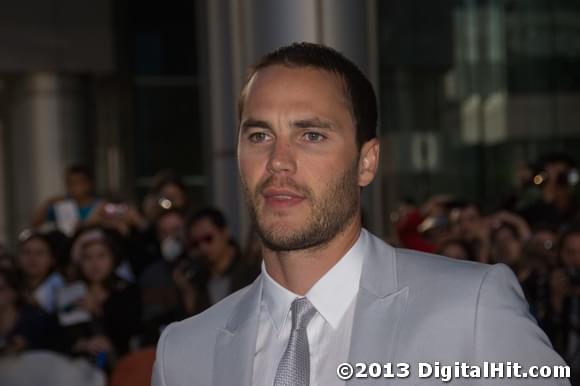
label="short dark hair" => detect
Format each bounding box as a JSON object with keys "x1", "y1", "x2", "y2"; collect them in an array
[
  {"x1": 20, "y1": 232, "x2": 58, "y2": 259},
  {"x1": 152, "y1": 170, "x2": 187, "y2": 195},
  {"x1": 238, "y1": 42, "x2": 377, "y2": 148},
  {"x1": 188, "y1": 207, "x2": 227, "y2": 230},
  {"x1": 66, "y1": 164, "x2": 94, "y2": 181}
]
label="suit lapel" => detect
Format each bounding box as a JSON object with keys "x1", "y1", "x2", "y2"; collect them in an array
[
  {"x1": 212, "y1": 232, "x2": 407, "y2": 386},
  {"x1": 348, "y1": 233, "x2": 409, "y2": 386},
  {"x1": 213, "y1": 278, "x2": 262, "y2": 386}
]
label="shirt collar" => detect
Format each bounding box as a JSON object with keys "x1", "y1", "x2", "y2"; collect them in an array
[
  {"x1": 262, "y1": 261, "x2": 297, "y2": 335},
  {"x1": 261, "y1": 229, "x2": 367, "y2": 334}
]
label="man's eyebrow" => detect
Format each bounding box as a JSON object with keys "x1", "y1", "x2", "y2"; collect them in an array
[
  {"x1": 290, "y1": 118, "x2": 334, "y2": 129},
  {"x1": 240, "y1": 118, "x2": 272, "y2": 132},
  {"x1": 239, "y1": 117, "x2": 335, "y2": 132}
]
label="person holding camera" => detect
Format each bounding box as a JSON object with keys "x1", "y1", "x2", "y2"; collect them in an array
[
  {"x1": 521, "y1": 153, "x2": 580, "y2": 229},
  {"x1": 139, "y1": 209, "x2": 209, "y2": 345},
  {"x1": 31, "y1": 165, "x2": 101, "y2": 236}
]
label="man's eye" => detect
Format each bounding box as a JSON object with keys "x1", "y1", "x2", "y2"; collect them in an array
[
  {"x1": 249, "y1": 132, "x2": 269, "y2": 143},
  {"x1": 304, "y1": 132, "x2": 325, "y2": 142}
]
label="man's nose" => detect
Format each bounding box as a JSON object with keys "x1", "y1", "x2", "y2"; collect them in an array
[{"x1": 266, "y1": 138, "x2": 296, "y2": 174}]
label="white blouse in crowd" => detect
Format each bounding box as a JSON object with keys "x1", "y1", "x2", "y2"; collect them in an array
[{"x1": 33, "y1": 272, "x2": 65, "y2": 314}]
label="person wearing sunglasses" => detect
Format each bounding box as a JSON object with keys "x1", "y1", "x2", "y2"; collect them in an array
[{"x1": 187, "y1": 207, "x2": 257, "y2": 306}]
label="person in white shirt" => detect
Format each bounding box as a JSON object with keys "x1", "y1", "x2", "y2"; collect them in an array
[{"x1": 152, "y1": 42, "x2": 569, "y2": 386}]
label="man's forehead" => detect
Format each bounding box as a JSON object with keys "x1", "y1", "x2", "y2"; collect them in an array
[
  {"x1": 241, "y1": 64, "x2": 353, "y2": 115},
  {"x1": 248, "y1": 64, "x2": 345, "y2": 90}
]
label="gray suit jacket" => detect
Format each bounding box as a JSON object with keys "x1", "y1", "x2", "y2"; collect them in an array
[{"x1": 152, "y1": 231, "x2": 570, "y2": 385}]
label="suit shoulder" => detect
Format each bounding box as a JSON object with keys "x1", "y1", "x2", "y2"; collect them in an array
[
  {"x1": 390, "y1": 245, "x2": 507, "y2": 307},
  {"x1": 394, "y1": 247, "x2": 494, "y2": 284},
  {"x1": 364, "y1": 233, "x2": 496, "y2": 305}
]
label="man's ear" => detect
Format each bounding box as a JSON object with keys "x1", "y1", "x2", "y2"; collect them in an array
[{"x1": 358, "y1": 138, "x2": 380, "y2": 187}]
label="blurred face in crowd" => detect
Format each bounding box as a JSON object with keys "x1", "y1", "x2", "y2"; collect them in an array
[
  {"x1": 237, "y1": 65, "x2": 378, "y2": 251},
  {"x1": 156, "y1": 212, "x2": 186, "y2": 242},
  {"x1": 18, "y1": 237, "x2": 55, "y2": 283},
  {"x1": 189, "y1": 217, "x2": 230, "y2": 264},
  {"x1": 456, "y1": 205, "x2": 481, "y2": 239},
  {"x1": 80, "y1": 241, "x2": 115, "y2": 284},
  {"x1": 492, "y1": 226, "x2": 521, "y2": 264},
  {"x1": 0, "y1": 273, "x2": 17, "y2": 310},
  {"x1": 561, "y1": 232, "x2": 580, "y2": 269},
  {"x1": 156, "y1": 212, "x2": 186, "y2": 262},
  {"x1": 66, "y1": 172, "x2": 93, "y2": 201}
]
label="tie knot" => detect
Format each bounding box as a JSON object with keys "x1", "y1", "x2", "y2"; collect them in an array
[{"x1": 291, "y1": 297, "x2": 316, "y2": 331}]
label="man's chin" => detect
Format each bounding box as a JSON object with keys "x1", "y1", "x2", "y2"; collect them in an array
[
  {"x1": 258, "y1": 216, "x2": 300, "y2": 235},
  {"x1": 256, "y1": 217, "x2": 303, "y2": 244}
]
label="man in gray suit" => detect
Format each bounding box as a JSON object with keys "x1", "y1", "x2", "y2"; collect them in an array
[{"x1": 152, "y1": 42, "x2": 569, "y2": 385}]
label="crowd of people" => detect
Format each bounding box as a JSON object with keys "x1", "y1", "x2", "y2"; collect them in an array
[
  {"x1": 0, "y1": 166, "x2": 261, "y2": 382},
  {"x1": 1, "y1": 151, "x2": 580, "y2": 382},
  {"x1": 392, "y1": 152, "x2": 580, "y2": 381}
]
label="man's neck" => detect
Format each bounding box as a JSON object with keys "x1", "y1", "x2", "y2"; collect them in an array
[{"x1": 263, "y1": 218, "x2": 362, "y2": 295}]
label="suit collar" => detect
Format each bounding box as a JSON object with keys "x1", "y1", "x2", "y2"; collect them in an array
[
  {"x1": 348, "y1": 232, "x2": 409, "y2": 385},
  {"x1": 223, "y1": 277, "x2": 262, "y2": 333},
  {"x1": 214, "y1": 278, "x2": 262, "y2": 386},
  {"x1": 218, "y1": 228, "x2": 392, "y2": 336},
  {"x1": 358, "y1": 229, "x2": 400, "y2": 298}
]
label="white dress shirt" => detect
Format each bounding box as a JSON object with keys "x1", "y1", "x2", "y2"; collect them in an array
[{"x1": 252, "y1": 229, "x2": 367, "y2": 386}]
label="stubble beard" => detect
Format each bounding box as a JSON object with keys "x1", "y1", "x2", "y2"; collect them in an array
[{"x1": 242, "y1": 160, "x2": 361, "y2": 252}]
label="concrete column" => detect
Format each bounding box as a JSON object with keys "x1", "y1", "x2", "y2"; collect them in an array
[
  {"x1": 205, "y1": 0, "x2": 245, "y2": 239},
  {"x1": 206, "y1": 0, "x2": 383, "y2": 240},
  {"x1": 8, "y1": 72, "x2": 87, "y2": 239},
  {"x1": 0, "y1": 106, "x2": 8, "y2": 245},
  {"x1": 94, "y1": 77, "x2": 126, "y2": 197}
]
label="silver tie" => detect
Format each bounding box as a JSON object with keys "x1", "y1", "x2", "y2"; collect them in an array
[{"x1": 273, "y1": 297, "x2": 317, "y2": 386}]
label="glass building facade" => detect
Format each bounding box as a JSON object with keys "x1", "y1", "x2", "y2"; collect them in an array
[
  {"x1": 377, "y1": 0, "x2": 580, "y2": 227},
  {"x1": 1, "y1": 0, "x2": 580, "y2": 242}
]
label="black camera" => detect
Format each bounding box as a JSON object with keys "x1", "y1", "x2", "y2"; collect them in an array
[
  {"x1": 532, "y1": 168, "x2": 579, "y2": 187},
  {"x1": 178, "y1": 257, "x2": 207, "y2": 283}
]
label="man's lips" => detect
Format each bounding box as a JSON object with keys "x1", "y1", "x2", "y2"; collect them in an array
[{"x1": 261, "y1": 188, "x2": 306, "y2": 208}]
